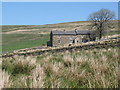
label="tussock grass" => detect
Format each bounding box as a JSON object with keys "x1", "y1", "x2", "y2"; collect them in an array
[
  {"x1": 1, "y1": 47, "x2": 119, "y2": 88},
  {"x1": 2, "y1": 55, "x2": 36, "y2": 75}
]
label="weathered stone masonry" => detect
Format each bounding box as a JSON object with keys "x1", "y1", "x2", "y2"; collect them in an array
[{"x1": 47, "y1": 30, "x2": 96, "y2": 46}]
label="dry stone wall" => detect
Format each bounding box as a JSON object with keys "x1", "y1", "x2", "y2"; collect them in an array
[{"x1": 1, "y1": 38, "x2": 120, "y2": 58}]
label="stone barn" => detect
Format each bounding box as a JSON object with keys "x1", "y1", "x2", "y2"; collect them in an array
[{"x1": 47, "y1": 30, "x2": 96, "y2": 47}]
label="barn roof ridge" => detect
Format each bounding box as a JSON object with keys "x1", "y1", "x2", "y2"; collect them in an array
[{"x1": 51, "y1": 29, "x2": 94, "y2": 35}]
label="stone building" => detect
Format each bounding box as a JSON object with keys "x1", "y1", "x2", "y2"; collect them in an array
[{"x1": 47, "y1": 30, "x2": 96, "y2": 46}]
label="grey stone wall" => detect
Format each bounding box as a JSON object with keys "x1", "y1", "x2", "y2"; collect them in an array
[
  {"x1": 52, "y1": 35, "x2": 87, "y2": 46},
  {"x1": 1, "y1": 39, "x2": 119, "y2": 58}
]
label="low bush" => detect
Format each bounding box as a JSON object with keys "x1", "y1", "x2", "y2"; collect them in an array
[{"x1": 2, "y1": 56, "x2": 36, "y2": 75}]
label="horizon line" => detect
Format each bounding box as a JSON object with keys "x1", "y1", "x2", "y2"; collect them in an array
[{"x1": 1, "y1": 20, "x2": 118, "y2": 26}]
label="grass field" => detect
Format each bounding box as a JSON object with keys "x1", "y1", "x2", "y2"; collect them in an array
[
  {"x1": 1, "y1": 47, "x2": 119, "y2": 88},
  {"x1": 2, "y1": 34, "x2": 49, "y2": 53},
  {"x1": 2, "y1": 31, "x2": 119, "y2": 53}
]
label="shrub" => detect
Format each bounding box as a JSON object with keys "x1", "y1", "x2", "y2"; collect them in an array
[{"x1": 2, "y1": 56, "x2": 36, "y2": 75}]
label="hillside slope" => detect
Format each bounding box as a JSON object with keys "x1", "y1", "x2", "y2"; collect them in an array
[
  {"x1": 2, "y1": 20, "x2": 118, "y2": 34},
  {"x1": 1, "y1": 20, "x2": 119, "y2": 52}
]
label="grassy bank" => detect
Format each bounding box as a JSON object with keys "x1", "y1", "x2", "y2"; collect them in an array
[{"x1": 1, "y1": 47, "x2": 119, "y2": 88}]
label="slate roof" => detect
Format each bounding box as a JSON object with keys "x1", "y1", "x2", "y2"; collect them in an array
[
  {"x1": 76, "y1": 30, "x2": 94, "y2": 35},
  {"x1": 51, "y1": 30, "x2": 94, "y2": 35},
  {"x1": 51, "y1": 30, "x2": 76, "y2": 35}
]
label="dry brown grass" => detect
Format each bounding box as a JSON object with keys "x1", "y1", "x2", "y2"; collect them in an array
[
  {"x1": 30, "y1": 64, "x2": 45, "y2": 88},
  {"x1": 1, "y1": 47, "x2": 119, "y2": 88},
  {"x1": 0, "y1": 70, "x2": 12, "y2": 89}
]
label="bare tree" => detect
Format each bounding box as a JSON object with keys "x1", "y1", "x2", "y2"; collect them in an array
[{"x1": 88, "y1": 8, "x2": 115, "y2": 39}]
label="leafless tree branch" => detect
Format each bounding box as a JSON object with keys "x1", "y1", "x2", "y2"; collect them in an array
[{"x1": 88, "y1": 8, "x2": 115, "y2": 39}]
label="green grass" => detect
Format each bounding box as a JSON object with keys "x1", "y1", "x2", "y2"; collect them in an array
[
  {"x1": 1, "y1": 47, "x2": 118, "y2": 88},
  {"x1": 2, "y1": 34, "x2": 49, "y2": 52},
  {"x1": 103, "y1": 31, "x2": 119, "y2": 36}
]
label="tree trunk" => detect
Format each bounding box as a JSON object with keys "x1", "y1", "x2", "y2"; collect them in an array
[
  {"x1": 99, "y1": 30, "x2": 102, "y2": 39},
  {"x1": 99, "y1": 23, "x2": 103, "y2": 40}
]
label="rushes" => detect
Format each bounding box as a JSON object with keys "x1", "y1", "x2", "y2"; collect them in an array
[
  {"x1": 2, "y1": 56, "x2": 36, "y2": 75},
  {"x1": 30, "y1": 64, "x2": 45, "y2": 88},
  {"x1": 0, "y1": 70, "x2": 12, "y2": 89},
  {"x1": 63, "y1": 54, "x2": 74, "y2": 67},
  {"x1": 75, "y1": 55, "x2": 87, "y2": 65},
  {"x1": 1, "y1": 47, "x2": 119, "y2": 88},
  {"x1": 51, "y1": 62, "x2": 63, "y2": 76}
]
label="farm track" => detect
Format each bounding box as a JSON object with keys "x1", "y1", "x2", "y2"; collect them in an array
[{"x1": 1, "y1": 38, "x2": 120, "y2": 58}]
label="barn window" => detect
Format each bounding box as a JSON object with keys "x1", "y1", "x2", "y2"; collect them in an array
[
  {"x1": 57, "y1": 35, "x2": 61, "y2": 44},
  {"x1": 58, "y1": 40, "x2": 61, "y2": 43},
  {"x1": 69, "y1": 37, "x2": 73, "y2": 44},
  {"x1": 58, "y1": 35, "x2": 61, "y2": 39}
]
